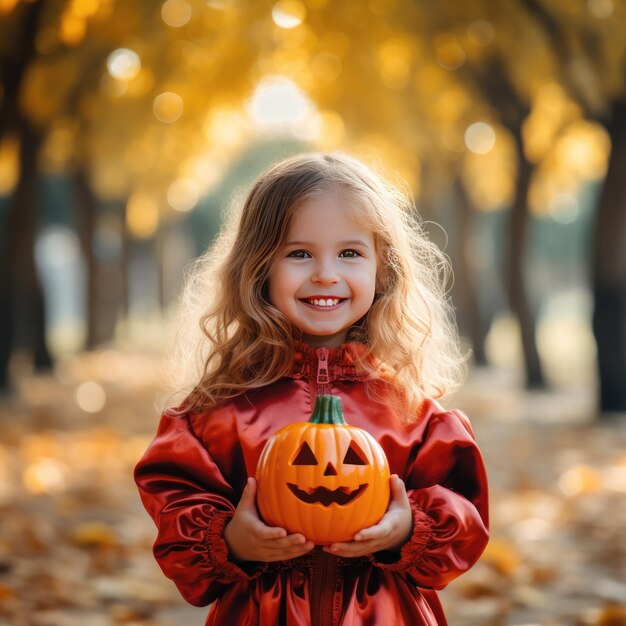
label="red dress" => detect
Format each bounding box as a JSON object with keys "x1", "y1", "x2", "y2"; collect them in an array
[{"x1": 135, "y1": 342, "x2": 489, "y2": 625}]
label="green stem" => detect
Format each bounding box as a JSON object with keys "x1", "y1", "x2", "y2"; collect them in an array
[{"x1": 309, "y1": 395, "x2": 346, "y2": 425}]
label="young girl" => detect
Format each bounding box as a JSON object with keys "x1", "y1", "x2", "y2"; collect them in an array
[{"x1": 135, "y1": 152, "x2": 489, "y2": 625}]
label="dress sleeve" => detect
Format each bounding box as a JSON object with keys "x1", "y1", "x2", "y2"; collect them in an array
[
  {"x1": 134, "y1": 408, "x2": 266, "y2": 606},
  {"x1": 370, "y1": 409, "x2": 489, "y2": 589}
]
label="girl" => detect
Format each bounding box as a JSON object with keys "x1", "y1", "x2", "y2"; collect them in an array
[{"x1": 135, "y1": 152, "x2": 489, "y2": 626}]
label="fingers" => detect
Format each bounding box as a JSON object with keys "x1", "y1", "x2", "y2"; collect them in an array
[
  {"x1": 253, "y1": 522, "x2": 287, "y2": 540},
  {"x1": 259, "y1": 534, "x2": 315, "y2": 562},
  {"x1": 324, "y1": 539, "x2": 378, "y2": 557},
  {"x1": 354, "y1": 522, "x2": 391, "y2": 542},
  {"x1": 326, "y1": 476, "x2": 413, "y2": 557},
  {"x1": 389, "y1": 474, "x2": 409, "y2": 504},
  {"x1": 238, "y1": 476, "x2": 257, "y2": 510},
  {"x1": 268, "y1": 537, "x2": 315, "y2": 560}
]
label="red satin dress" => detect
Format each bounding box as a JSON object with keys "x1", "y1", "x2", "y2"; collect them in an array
[{"x1": 135, "y1": 342, "x2": 489, "y2": 626}]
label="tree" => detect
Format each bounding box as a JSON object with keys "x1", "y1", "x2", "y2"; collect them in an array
[{"x1": 0, "y1": 1, "x2": 50, "y2": 389}]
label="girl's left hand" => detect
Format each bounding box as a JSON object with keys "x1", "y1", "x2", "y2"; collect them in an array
[{"x1": 323, "y1": 474, "x2": 412, "y2": 558}]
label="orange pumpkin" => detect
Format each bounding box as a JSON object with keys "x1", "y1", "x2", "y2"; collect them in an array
[{"x1": 255, "y1": 394, "x2": 390, "y2": 544}]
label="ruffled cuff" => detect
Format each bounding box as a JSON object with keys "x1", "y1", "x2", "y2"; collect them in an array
[
  {"x1": 369, "y1": 498, "x2": 434, "y2": 571},
  {"x1": 204, "y1": 509, "x2": 268, "y2": 581}
]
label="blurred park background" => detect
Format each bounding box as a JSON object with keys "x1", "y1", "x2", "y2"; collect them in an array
[{"x1": 1, "y1": 0, "x2": 626, "y2": 625}]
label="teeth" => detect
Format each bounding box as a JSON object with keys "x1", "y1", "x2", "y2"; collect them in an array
[{"x1": 308, "y1": 298, "x2": 340, "y2": 307}]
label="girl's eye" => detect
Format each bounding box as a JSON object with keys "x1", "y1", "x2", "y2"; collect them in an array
[
  {"x1": 287, "y1": 249, "x2": 311, "y2": 258},
  {"x1": 339, "y1": 249, "x2": 361, "y2": 258}
]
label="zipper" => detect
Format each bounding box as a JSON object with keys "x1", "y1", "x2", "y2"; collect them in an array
[
  {"x1": 310, "y1": 547, "x2": 339, "y2": 626},
  {"x1": 316, "y1": 347, "x2": 330, "y2": 388},
  {"x1": 310, "y1": 347, "x2": 337, "y2": 625}
]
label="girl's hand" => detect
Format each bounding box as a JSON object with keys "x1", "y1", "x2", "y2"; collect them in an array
[
  {"x1": 323, "y1": 475, "x2": 412, "y2": 558},
  {"x1": 224, "y1": 477, "x2": 315, "y2": 563}
]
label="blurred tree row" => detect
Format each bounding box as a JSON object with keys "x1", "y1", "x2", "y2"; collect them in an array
[{"x1": 1, "y1": 0, "x2": 625, "y2": 414}]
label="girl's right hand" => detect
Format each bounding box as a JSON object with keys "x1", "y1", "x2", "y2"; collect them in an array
[{"x1": 224, "y1": 477, "x2": 315, "y2": 563}]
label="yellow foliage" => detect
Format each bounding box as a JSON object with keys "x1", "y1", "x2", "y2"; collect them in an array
[
  {"x1": 312, "y1": 109, "x2": 346, "y2": 149},
  {"x1": 376, "y1": 37, "x2": 414, "y2": 90},
  {"x1": 480, "y1": 537, "x2": 522, "y2": 577},
  {"x1": 0, "y1": 0, "x2": 19, "y2": 14},
  {"x1": 0, "y1": 135, "x2": 19, "y2": 196},
  {"x1": 554, "y1": 120, "x2": 610, "y2": 179},
  {"x1": 558, "y1": 464, "x2": 602, "y2": 496},
  {"x1": 462, "y1": 125, "x2": 516, "y2": 211},
  {"x1": 40, "y1": 119, "x2": 78, "y2": 174},
  {"x1": 127, "y1": 192, "x2": 159, "y2": 238},
  {"x1": 91, "y1": 160, "x2": 131, "y2": 200},
  {"x1": 595, "y1": 604, "x2": 626, "y2": 626},
  {"x1": 523, "y1": 83, "x2": 581, "y2": 163},
  {"x1": 71, "y1": 521, "x2": 119, "y2": 548},
  {"x1": 309, "y1": 52, "x2": 343, "y2": 87}
]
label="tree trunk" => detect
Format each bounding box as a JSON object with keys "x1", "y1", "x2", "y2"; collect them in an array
[
  {"x1": 0, "y1": 1, "x2": 46, "y2": 390},
  {"x1": 507, "y1": 137, "x2": 545, "y2": 388},
  {"x1": 120, "y1": 201, "x2": 131, "y2": 318},
  {"x1": 592, "y1": 100, "x2": 626, "y2": 414},
  {"x1": 73, "y1": 164, "x2": 99, "y2": 349},
  {"x1": 1, "y1": 118, "x2": 51, "y2": 388},
  {"x1": 454, "y1": 178, "x2": 487, "y2": 365}
]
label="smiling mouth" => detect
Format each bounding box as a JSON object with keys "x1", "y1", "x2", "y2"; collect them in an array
[
  {"x1": 287, "y1": 483, "x2": 368, "y2": 506},
  {"x1": 300, "y1": 297, "x2": 347, "y2": 308}
]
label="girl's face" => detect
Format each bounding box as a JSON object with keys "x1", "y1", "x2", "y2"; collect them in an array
[{"x1": 267, "y1": 190, "x2": 377, "y2": 347}]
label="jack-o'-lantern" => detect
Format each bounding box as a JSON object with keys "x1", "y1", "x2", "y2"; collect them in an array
[{"x1": 255, "y1": 394, "x2": 390, "y2": 544}]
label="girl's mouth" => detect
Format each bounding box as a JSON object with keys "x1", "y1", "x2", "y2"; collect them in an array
[{"x1": 300, "y1": 297, "x2": 347, "y2": 309}]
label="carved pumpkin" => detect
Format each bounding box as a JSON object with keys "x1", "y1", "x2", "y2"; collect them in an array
[{"x1": 256, "y1": 394, "x2": 390, "y2": 544}]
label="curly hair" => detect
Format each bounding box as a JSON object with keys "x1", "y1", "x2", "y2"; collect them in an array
[{"x1": 165, "y1": 152, "x2": 465, "y2": 420}]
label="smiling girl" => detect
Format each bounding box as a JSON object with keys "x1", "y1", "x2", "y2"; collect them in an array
[{"x1": 135, "y1": 152, "x2": 489, "y2": 625}]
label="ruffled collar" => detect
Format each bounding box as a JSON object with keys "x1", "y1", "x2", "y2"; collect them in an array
[{"x1": 288, "y1": 340, "x2": 373, "y2": 382}]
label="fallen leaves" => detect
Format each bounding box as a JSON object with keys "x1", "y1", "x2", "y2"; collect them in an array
[{"x1": 1, "y1": 351, "x2": 625, "y2": 625}]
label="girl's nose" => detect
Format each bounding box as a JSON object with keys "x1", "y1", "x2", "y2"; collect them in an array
[{"x1": 312, "y1": 259, "x2": 339, "y2": 284}]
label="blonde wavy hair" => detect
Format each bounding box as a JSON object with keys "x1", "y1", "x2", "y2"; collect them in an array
[{"x1": 166, "y1": 152, "x2": 465, "y2": 420}]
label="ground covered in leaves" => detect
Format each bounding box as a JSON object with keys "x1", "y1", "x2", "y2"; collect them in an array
[{"x1": 0, "y1": 349, "x2": 624, "y2": 626}]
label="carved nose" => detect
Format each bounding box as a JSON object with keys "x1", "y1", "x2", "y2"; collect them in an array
[{"x1": 324, "y1": 462, "x2": 337, "y2": 476}]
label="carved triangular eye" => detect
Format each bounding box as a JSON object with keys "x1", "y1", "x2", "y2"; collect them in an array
[
  {"x1": 292, "y1": 441, "x2": 318, "y2": 465},
  {"x1": 343, "y1": 441, "x2": 368, "y2": 465}
]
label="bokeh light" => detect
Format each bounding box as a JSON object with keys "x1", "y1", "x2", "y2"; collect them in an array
[
  {"x1": 75, "y1": 381, "x2": 107, "y2": 413},
  {"x1": 465, "y1": 122, "x2": 496, "y2": 154},
  {"x1": 587, "y1": 0, "x2": 613, "y2": 19},
  {"x1": 549, "y1": 192, "x2": 580, "y2": 224},
  {"x1": 554, "y1": 120, "x2": 610, "y2": 179},
  {"x1": 153, "y1": 92, "x2": 184, "y2": 123},
  {"x1": 161, "y1": 0, "x2": 192, "y2": 27},
  {"x1": 106, "y1": 48, "x2": 142, "y2": 81},
  {"x1": 247, "y1": 76, "x2": 315, "y2": 133},
  {"x1": 167, "y1": 178, "x2": 199, "y2": 212},
  {"x1": 467, "y1": 19, "x2": 495, "y2": 47},
  {"x1": 23, "y1": 458, "x2": 67, "y2": 495},
  {"x1": 558, "y1": 465, "x2": 601, "y2": 496},
  {"x1": 35, "y1": 226, "x2": 81, "y2": 269},
  {"x1": 272, "y1": 0, "x2": 306, "y2": 29},
  {"x1": 436, "y1": 35, "x2": 466, "y2": 70},
  {"x1": 204, "y1": 107, "x2": 247, "y2": 149}
]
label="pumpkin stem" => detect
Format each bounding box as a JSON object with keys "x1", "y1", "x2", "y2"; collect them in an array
[{"x1": 310, "y1": 395, "x2": 346, "y2": 425}]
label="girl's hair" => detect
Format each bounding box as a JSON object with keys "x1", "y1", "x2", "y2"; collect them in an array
[{"x1": 166, "y1": 152, "x2": 465, "y2": 420}]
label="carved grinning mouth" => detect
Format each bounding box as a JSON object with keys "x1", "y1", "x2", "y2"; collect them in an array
[{"x1": 287, "y1": 483, "x2": 368, "y2": 506}]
